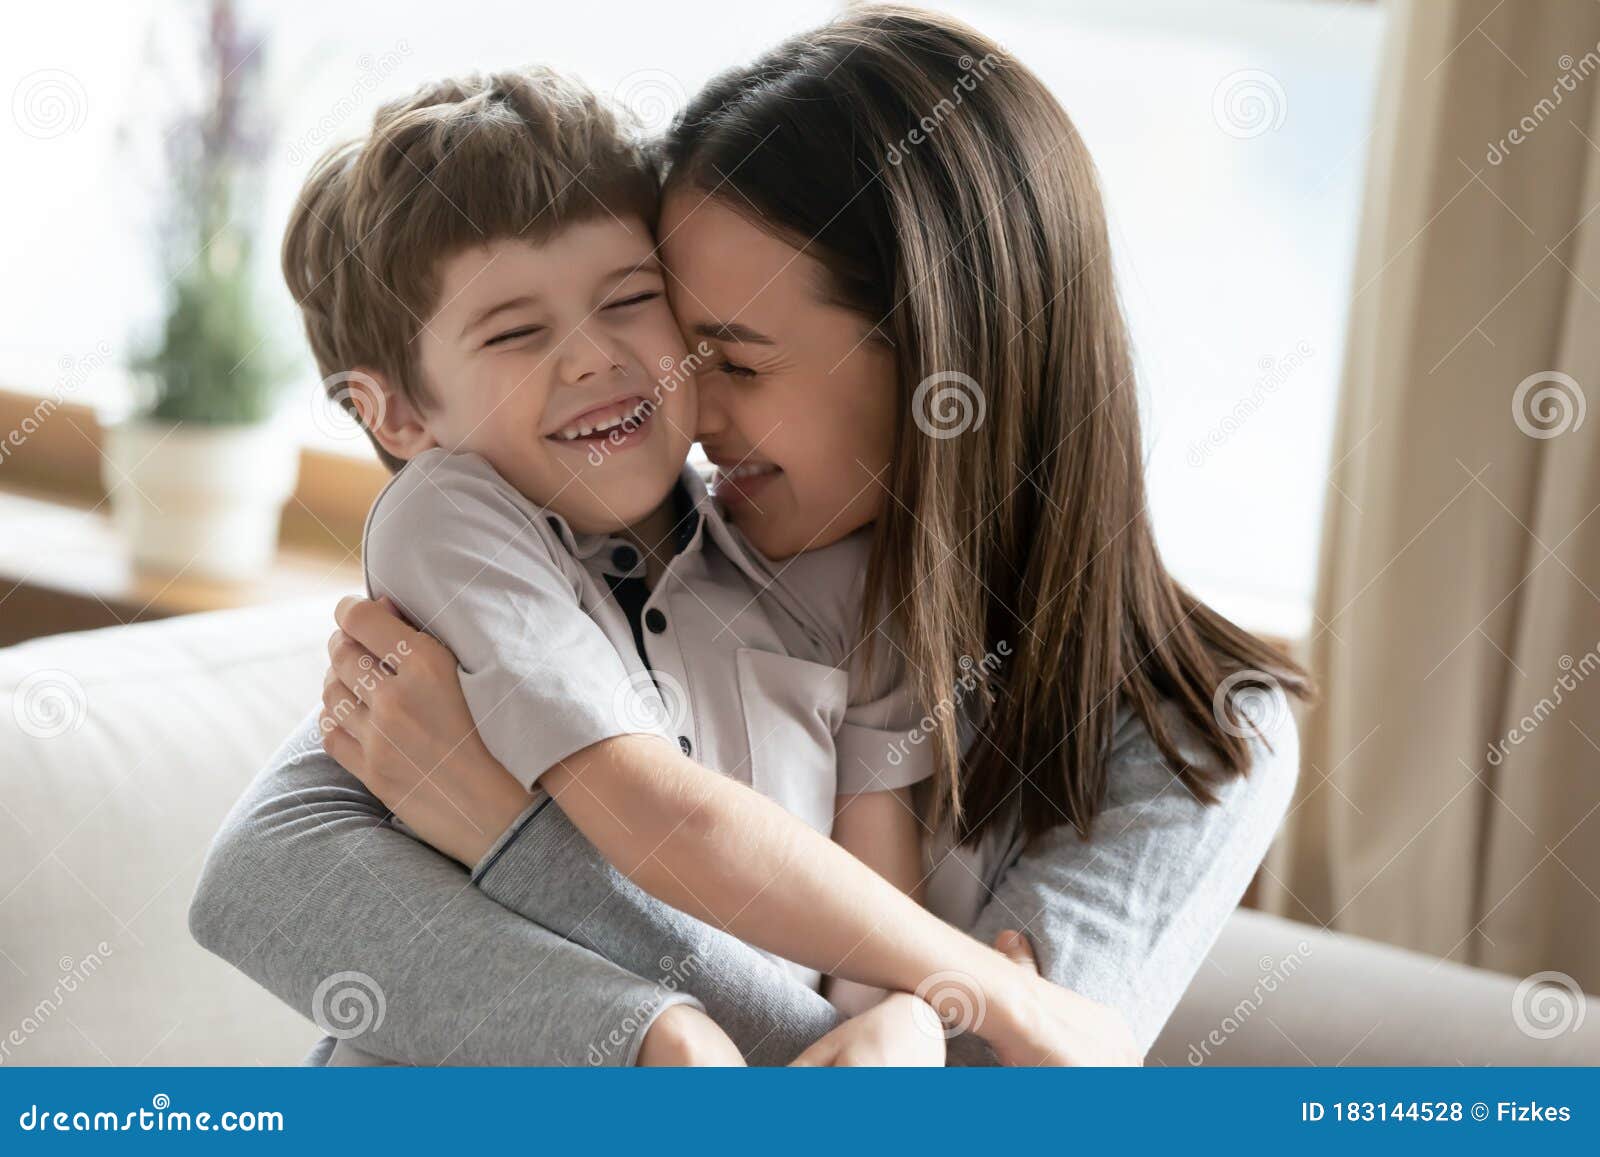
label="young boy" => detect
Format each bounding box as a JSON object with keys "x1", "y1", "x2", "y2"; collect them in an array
[{"x1": 282, "y1": 69, "x2": 933, "y2": 1054}]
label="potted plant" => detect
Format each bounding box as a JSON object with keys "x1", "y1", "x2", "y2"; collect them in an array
[{"x1": 104, "y1": 0, "x2": 295, "y2": 580}]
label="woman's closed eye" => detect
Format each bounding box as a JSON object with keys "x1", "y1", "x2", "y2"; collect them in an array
[{"x1": 717, "y1": 359, "x2": 756, "y2": 379}]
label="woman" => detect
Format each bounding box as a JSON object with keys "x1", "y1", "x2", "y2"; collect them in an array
[{"x1": 191, "y1": 5, "x2": 1306, "y2": 1065}]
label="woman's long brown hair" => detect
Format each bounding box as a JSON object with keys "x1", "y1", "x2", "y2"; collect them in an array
[{"x1": 664, "y1": 4, "x2": 1311, "y2": 845}]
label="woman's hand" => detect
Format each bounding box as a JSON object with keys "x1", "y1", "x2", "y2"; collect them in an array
[
  {"x1": 790, "y1": 992, "x2": 946, "y2": 1067},
  {"x1": 979, "y1": 931, "x2": 1144, "y2": 1067},
  {"x1": 320, "y1": 595, "x2": 531, "y2": 868}
]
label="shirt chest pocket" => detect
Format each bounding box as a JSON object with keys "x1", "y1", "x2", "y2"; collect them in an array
[{"x1": 735, "y1": 648, "x2": 849, "y2": 838}]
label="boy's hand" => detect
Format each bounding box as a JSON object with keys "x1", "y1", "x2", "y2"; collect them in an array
[{"x1": 790, "y1": 992, "x2": 945, "y2": 1067}]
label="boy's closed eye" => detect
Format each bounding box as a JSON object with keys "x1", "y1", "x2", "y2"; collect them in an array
[{"x1": 483, "y1": 324, "x2": 546, "y2": 348}]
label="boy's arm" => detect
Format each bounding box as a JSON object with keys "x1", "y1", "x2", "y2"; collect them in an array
[{"x1": 823, "y1": 786, "x2": 925, "y2": 1014}]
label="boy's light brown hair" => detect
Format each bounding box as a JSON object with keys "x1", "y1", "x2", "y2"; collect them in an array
[{"x1": 283, "y1": 68, "x2": 661, "y2": 471}]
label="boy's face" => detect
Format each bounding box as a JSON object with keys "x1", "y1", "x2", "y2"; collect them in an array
[{"x1": 406, "y1": 217, "x2": 694, "y2": 535}]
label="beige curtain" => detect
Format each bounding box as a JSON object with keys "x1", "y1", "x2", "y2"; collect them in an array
[{"x1": 1262, "y1": 0, "x2": 1600, "y2": 992}]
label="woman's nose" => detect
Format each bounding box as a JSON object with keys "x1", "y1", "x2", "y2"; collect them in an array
[{"x1": 694, "y1": 374, "x2": 729, "y2": 438}]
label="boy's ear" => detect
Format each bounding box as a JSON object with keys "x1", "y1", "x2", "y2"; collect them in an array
[{"x1": 336, "y1": 368, "x2": 437, "y2": 462}]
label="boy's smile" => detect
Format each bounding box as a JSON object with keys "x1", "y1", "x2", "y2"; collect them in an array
[{"x1": 386, "y1": 216, "x2": 695, "y2": 536}]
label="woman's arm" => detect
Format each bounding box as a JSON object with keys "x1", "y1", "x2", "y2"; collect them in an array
[
  {"x1": 329, "y1": 602, "x2": 1135, "y2": 1067},
  {"x1": 949, "y1": 698, "x2": 1301, "y2": 1063},
  {"x1": 189, "y1": 712, "x2": 711, "y2": 1066}
]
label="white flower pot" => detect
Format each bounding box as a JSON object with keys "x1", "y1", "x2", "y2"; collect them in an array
[{"x1": 101, "y1": 419, "x2": 300, "y2": 581}]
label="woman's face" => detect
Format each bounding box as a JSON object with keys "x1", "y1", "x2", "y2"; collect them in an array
[{"x1": 659, "y1": 187, "x2": 897, "y2": 559}]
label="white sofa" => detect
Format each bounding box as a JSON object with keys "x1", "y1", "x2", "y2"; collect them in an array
[{"x1": 2, "y1": 600, "x2": 1596, "y2": 1066}]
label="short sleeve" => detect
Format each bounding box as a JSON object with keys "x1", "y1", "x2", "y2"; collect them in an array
[
  {"x1": 761, "y1": 528, "x2": 935, "y2": 795},
  {"x1": 362, "y1": 449, "x2": 668, "y2": 790}
]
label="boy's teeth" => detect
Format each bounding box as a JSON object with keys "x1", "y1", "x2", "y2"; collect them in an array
[{"x1": 554, "y1": 399, "x2": 654, "y2": 442}]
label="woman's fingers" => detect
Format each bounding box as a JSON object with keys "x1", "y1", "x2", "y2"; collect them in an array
[
  {"x1": 335, "y1": 595, "x2": 421, "y2": 672},
  {"x1": 322, "y1": 668, "x2": 372, "y2": 740},
  {"x1": 327, "y1": 628, "x2": 392, "y2": 705}
]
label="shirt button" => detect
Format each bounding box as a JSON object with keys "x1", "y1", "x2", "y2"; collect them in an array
[
  {"x1": 645, "y1": 608, "x2": 668, "y2": 634},
  {"x1": 611, "y1": 544, "x2": 639, "y2": 572},
  {"x1": 678, "y1": 735, "x2": 693, "y2": 756}
]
